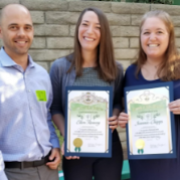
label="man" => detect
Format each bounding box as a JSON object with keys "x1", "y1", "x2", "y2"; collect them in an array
[{"x1": 0, "y1": 4, "x2": 61, "y2": 180}]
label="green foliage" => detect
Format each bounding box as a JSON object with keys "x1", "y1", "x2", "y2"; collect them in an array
[
  {"x1": 97, "y1": 0, "x2": 173, "y2": 3},
  {"x1": 54, "y1": 123, "x2": 64, "y2": 146},
  {"x1": 98, "y1": 0, "x2": 119, "y2": 1},
  {"x1": 129, "y1": 0, "x2": 173, "y2": 4}
]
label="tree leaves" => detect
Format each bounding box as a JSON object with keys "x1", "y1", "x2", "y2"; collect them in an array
[{"x1": 132, "y1": 0, "x2": 173, "y2": 4}]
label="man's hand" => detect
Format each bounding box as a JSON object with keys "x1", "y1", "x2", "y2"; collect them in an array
[{"x1": 46, "y1": 148, "x2": 61, "y2": 169}]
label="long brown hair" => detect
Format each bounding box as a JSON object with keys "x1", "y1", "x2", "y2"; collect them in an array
[
  {"x1": 135, "y1": 10, "x2": 180, "y2": 81},
  {"x1": 67, "y1": 7, "x2": 118, "y2": 83}
]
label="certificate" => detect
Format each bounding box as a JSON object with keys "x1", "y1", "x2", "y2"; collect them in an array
[
  {"x1": 65, "y1": 86, "x2": 113, "y2": 157},
  {"x1": 125, "y1": 82, "x2": 176, "y2": 159}
]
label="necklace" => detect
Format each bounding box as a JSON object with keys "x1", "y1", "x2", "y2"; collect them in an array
[{"x1": 141, "y1": 63, "x2": 159, "y2": 80}]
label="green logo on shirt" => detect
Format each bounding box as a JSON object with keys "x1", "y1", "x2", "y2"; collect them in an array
[{"x1": 36, "y1": 90, "x2": 47, "y2": 101}]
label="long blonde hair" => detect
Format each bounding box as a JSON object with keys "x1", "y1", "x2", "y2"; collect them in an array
[{"x1": 135, "y1": 10, "x2": 180, "y2": 81}]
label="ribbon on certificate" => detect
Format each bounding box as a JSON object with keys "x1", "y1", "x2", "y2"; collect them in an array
[
  {"x1": 73, "y1": 138, "x2": 83, "y2": 152},
  {"x1": 75, "y1": 147, "x2": 81, "y2": 152},
  {"x1": 136, "y1": 139, "x2": 145, "y2": 154}
]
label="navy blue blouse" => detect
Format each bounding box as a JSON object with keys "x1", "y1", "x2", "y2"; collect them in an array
[{"x1": 124, "y1": 64, "x2": 180, "y2": 180}]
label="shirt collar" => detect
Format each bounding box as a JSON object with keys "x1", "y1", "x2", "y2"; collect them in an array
[
  {"x1": 28, "y1": 54, "x2": 35, "y2": 68},
  {"x1": 0, "y1": 47, "x2": 35, "y2": 68}
]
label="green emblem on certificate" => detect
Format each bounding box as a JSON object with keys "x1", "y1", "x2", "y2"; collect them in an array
[
  {"x1": 36, "y1": 90, "x2": 47, "y2": 101},
  {"x1": 73, "y1": 138, "x2": 83, "y2": 152},
  {"x1": 136, "y1": 139, "x2": 145, "y2": 154}
]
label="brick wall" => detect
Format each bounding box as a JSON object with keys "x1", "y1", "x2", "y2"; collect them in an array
[{"x1": 1, "y1": 0, "x2": 180, "y2": 159}]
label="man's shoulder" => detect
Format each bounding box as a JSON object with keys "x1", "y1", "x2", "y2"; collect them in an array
[{"x1": 33, "y1": 62, "x2": 49, "y2": 76}]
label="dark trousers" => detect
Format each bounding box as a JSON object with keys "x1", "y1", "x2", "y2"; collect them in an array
[{"x1": 63, "y1": 141, "x2": 123, "y2": 180}]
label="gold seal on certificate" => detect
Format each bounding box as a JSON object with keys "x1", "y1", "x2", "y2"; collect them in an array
[
  {"x1": 135, "y1": 139, "x2": 145, "y2": 154},
  {"x1": 125, "y1": 82, "x2": 176, "y2": 159},
  {"x1": 65, "y1": 87, "x2": 113, "y2": 157},
  {"x1": 73, "y1": 138, "x2": 83, "y2": 152}
]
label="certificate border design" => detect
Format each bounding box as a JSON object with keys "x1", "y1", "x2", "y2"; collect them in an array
[
  {"x1": 64, "y1": 86, "x2": 113, "y2": 158},
  {"x1": 124, "y1": 82, "x2": 176, "y2": 159}
]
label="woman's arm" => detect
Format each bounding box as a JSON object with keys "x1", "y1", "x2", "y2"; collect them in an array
[
  {"x1": 52, "y1": 114, "x2": 65, "y2": 137},
  {"x1": 50, "y1": 59, "x2": 79, "y2": 160},
  {"x1": 108, "y1": 62, "x2": 124, "y2": 131},
  {"x1": 49, "y1": 59, "x2": 66, "y2": 135},
  {"x1": 113, "y1": 62, "x2": 124, "y2": 111}
]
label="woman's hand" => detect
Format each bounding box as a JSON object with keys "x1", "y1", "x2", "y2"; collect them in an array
[
  {"x1": 118, "y1": 112, "x2": 129, "y2": 128},
  {"x1": 61, "y1": 141, "x2": 80, "y2": 160},
  {"x1": 108, "y1": 115, "x2": 118, "y2": 132},
  {"x1": 169, "y1": 99, "x2": 180, "y2": 115}
]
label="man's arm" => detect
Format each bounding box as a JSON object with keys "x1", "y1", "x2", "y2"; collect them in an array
[
  {"x1": 46, "y1": 76, "x2": 61, "y2": 169},
  {"x1": 0, "y1": 151, "x2": 8, "y2": 180},
  {"x1": 46, "y1": 106, "x2": 61, "y2": 170}
]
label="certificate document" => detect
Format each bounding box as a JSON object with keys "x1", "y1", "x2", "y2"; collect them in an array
[
  {"x1": 65, "y1": 86, "x2": 113, "y2": 157},
  {"x1": 125, "y1": 82, "x2": 176, "y2": 159}
]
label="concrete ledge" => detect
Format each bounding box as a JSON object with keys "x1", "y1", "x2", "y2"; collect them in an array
[
  {"x1": 112, "y1": 2, "x2": 150, "y2": 14},
  {"x1": 151, "y1": 4, "x2": 180, "y2": 15},
  {"x1": 46, "y1": 12, "x2": 80, "y2": 24},
  {"x1": 34, "y1": 25, "x2": 69, "y2": 36},
  {"x1": 20, "y1": 0, "x2": 68, "y2": 11},
  {"x1": 68, "y1": 1, "x2": 112, "y2": 13},
  {"x1": 30, "y1": 11, "x2": 44, "y2": 24},
  {"x1": 0, "y1": 0, "x2": 19, "y2": 8},
  {"x1": 29, "y1": 49, "x2": 70, "y2": 61}
]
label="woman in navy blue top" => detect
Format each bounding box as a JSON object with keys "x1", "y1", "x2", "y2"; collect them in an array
[{"x1": 119, "y1": 10, "x2": 180, "y2": 180}]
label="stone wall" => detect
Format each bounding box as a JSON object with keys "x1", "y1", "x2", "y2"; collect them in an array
[{"x1": 1, "y1": 0, "x2": 180, "y2": 159}]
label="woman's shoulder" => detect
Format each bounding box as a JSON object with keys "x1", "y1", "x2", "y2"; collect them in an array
[
  {"x1": 50, "y1": 56, "x2": 73, "y2": 79},
  {"x1": 124, "y1": 64, "x2": 138, "y2": 84},
  {"x1": 115, "y1": 61, "x2": 123, "y2": 72},
  {"x1": 126, "y1": 64, "x2": 137, "y2": 74},
  {"x1": 51, "y1": 56, "x2": 71, "y2": 71},
  {"x1": 115, "y1": 61, "x2": 124, "y2": 80}
]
